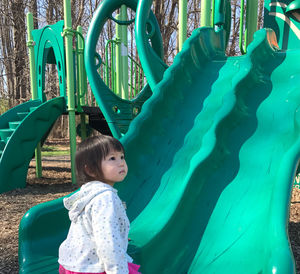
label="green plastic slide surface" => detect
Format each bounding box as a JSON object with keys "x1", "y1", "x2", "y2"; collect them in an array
[
  {"x1": 0, "y1": 97, "x2": 65, "y2": 193},
  {"x1": 19, "y1": 28, "x2": 299, "y2": 273}
]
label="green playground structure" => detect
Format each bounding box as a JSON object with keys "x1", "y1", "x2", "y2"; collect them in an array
[{"x1": 4, "y1": 0, "x2": 299, "y2": 272}]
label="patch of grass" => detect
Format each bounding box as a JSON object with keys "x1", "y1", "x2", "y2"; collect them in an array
[
  {"x1": 0, "y1": 98, "x2": 9, "y2": 115},
  {"x1": 41, "y1": 145, "x2": 70, "y2": 157}
]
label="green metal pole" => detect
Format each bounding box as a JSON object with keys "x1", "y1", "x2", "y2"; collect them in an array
[
  {"x1": 245, "y1": 0, "x2": 258, "y2": 46},
  {"x1": 211, "y1": 0, "x2": 215, "y2": 26},
  {"x1": 27, "y1": 13, "x2": 37, "y2": 100},
  {"x1": 27, "y1": 12, "x2": 42, "y2": 178},
  {"x1": 77, "y1": 26, "x2": 87, "y2": 141},
  {"x1": 105, "y1": 42, "x2": 110, "y2": 86},
  {"x1": 201, "y1": 0, "x2": 212, "y2": 27},
  {"x1": 120, "y1": 5, "x2": 129, "y2": 100},
  {"x1": 137, "y1": 63, "x2": 141, "y2": 96},
  {"x1": 134, "y1": 61, "x2": 137, "y2": 95},
  {"x1": 111, "y1": 42, "x2": 116, "y2": 92},
  {"x1": 131, "y1": 58, "x2": 133, "y2": 97},
  {"x1": 116, "y1": 15, "x2": 122, "y2": 97},
  {"x1": 239, "y1": 0, "x2": 246, "y2": 54},
  {"x1": 63, "y1": 0, "x2": 77, "y2": 184},
  {"x1": 179, "y1": 0, "x2": 187, "y2": 51}
]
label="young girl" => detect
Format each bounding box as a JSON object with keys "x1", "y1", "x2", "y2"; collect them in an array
[{"x1": 58, "y1": 135, "x2": 141, "y2": 274}]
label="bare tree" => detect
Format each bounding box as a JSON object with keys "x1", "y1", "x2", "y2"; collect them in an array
[
  {"x1": 0, "y1": 0, "x2": 267, "y2": 111},
  {"x1": 11, "y1": 0, "x2": 28, "y2": 102},
  {"x1": 0, "y1": 0, "x2": 15, "y2": 107}
]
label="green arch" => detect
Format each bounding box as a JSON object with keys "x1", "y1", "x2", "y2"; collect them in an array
[{"x1": 32, "y1": 20, "x2": 66, "y2": 102}]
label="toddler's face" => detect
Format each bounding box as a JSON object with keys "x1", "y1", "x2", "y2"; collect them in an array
[{"x1": 100, "y1": 150, "x2": 128, "y2": 186}]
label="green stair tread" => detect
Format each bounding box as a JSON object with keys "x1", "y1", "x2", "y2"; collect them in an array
[
  {"x1": 17, "y1": 112, "x2": 30, "y2": 119},
  {"x1": 0, "y1": 129, "x2": 14, "y2": 140},
  {"x1": 9, "y1": 121, "x2": 21, "y2": 130},
  {"x1": 29, "y1": 107, "x2": 38, "y2": 112}
]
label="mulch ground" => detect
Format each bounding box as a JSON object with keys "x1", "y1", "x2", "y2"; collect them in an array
[{"x1": 0, "y1": 140, "x2": 300, "y2": 273}]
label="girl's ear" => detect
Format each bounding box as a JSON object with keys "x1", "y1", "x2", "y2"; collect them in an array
[{"x1": 84, "y1": 164, "x2": 96, "y2": 178}]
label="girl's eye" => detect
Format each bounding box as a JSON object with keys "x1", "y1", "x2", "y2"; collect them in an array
[
  {"x1": 121, "y1": 155, "x2": 125, "y2": 160},
  {"x1": 109, "y1": 156, "x2": 116, "y2": 161}
]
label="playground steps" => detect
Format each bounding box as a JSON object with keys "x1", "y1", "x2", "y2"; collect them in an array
[
  {"x1": 0, "y1": 105, "x2": 42, "y2": 158},
  {"x1": 0, "y1": 129, "x2": 14, "y2": 142},
  {"x1": 0, "y1": 97, "x2": 65, "y2": 193},
  {"x1": 0, "y1": 101, "x2": 41, "y2": 159}
]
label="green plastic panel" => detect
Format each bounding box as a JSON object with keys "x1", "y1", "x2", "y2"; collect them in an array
[
  {"x1": 32, "y1": 21, "x2": 66, "y2": 101},
  {"x1": 0, "y1": 97, "x2": 65, "y2": 193},
  {"x1": 84, "y1": 0, "x2": 164, "y2": 138},
  {"x1": 19, "y1": 27, "x2": 299, "y2": 273},
  {"x1": 19, "y1": 196, "x2": 70, "y2": 273}
]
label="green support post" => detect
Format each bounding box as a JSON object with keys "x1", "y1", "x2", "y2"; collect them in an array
[
  {"x1": 63, "y1": 0, "x2": 77, "y2": 184},
  {"x1": 134, "y1": 61, "x2": 137, "y2": 95},
  {"x1": 201, "y1": 0, "x2": 212, "y2": 27},
  {"x1": 116, "y1": 15, "x2": 122, "y2": 97},
  {"x1": 245, "y1": 0, "x2": 258, "y2": 46},
  {"x1": 239, "y1": 0, "x2": 246, "y2": 53},
  {"x1": 239, "y1": 0, "x2": 258, "y2": 54},
  {"x1": 120, "y1": 5, "x2": 129, "y2": 99},
  {"x1": 115, "y1": 6, "x2": 129, "y2": 99},
  {"x1": 179, "y1": 0, "x2": 187, "y2": 51},
  {"x1": 26, "y1": 12, "x2": 42, "y2": 178},
  {"x1": 108, "y1": 41, "x2": 116, "y2": 92},
  {"x1": 77, "y1": 26, "x2": 87, "y2": 141},
  {"x1": 131, "y1": 59, "x2": 133, "y2": 97}
]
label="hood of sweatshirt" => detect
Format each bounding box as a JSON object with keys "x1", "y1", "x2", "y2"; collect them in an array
[{"x1": 64, "y1": 181, "x2": 117, "y2": 222}]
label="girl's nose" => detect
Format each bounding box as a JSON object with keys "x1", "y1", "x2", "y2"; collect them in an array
[{"x1": 119, "y1": 158, "x2": 125, "y2": 166}]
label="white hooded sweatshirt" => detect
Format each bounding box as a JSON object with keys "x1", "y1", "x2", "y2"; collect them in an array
[{"x1": 58, "y1": 181, "x2": 133, "y2": 274}]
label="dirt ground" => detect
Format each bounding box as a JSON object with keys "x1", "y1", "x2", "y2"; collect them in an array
[{"x1": 0, "y1": 140, "x2": 300, "y2": 273}]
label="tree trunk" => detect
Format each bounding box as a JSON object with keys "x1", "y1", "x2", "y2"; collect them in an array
[
  {"x1": 11, "y1": 0, "x2": 28, "y2": 102},
  {"x1": 0, "y1": 3, "x2": 15, "y2": 106}
]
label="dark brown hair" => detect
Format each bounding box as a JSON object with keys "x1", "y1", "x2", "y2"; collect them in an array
[{"x1": 75, "y1": 135, "x2": 125, "y2": 186}]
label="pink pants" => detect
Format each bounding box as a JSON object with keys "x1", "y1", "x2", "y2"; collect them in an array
[{"x1": 59, "y1": 263, "x2": 141, "y2": 274}]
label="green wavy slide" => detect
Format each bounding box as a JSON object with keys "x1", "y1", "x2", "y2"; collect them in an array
[
  {"x1": 0, "y1": 97, "x2": 65, "y2": 193},
  {"x1": 19, "y1": 28, "x2": 300, "y2": 273}
]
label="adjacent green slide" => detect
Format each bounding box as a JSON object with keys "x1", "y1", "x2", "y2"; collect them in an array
[
  {"x1": 19, "y1": 27, "x2": 299, "y2": 273},
  {"x1": 0, "y1": 97, "x2": 65, "y2": 193}
]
